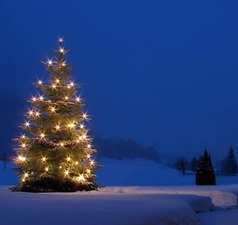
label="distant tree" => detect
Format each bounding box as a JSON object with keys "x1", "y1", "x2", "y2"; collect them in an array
[
  {"x1": 190, "y1": 157, "x2": 198, "y2": 174},
  {"x1": 175, "y1": 157, "x2": 189, "y2": 175},
  {"x1": 223, "y1": 147, "x2": 238, "y2": 175},
  {"x1": 196, "y1": 149, "x2": 216, "y2": 185}
]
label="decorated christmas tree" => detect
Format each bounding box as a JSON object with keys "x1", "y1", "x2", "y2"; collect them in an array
[{"x1": 12, "y1": 38, "x2": 100, "y2": 192}]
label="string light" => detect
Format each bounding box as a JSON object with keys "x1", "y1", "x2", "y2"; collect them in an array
[
  {"x1": 21, "y1": 143, "x2": 26, "y2": 148},
  {"x1": 62, "y1": 62, "x2": 66, "y2": 67},
  {"x1": 67, "y1": 123, "x2": 75, "y2": 128},
  {"x1": 75, "y1": 161, "x2": 79, "y2": 165},
  {"x1": 87, "y1": 169, "x2": 91, "y2": 174},
  {"x1": 22, "y1": 178, "x2": 26, "y2": 182},
  {"x1": 35, "y1": 111, "x2": 40, "y2": 117},
  {"x1": 82, "y1": 113, "x2": 87, "y2": 119},
  {"x1": 87, "y1": 154, "x2": 90, "y2": 159},
  {"x1": 64, "y1": 170, "x2": 69, "y2": 175},
  {"x1": 65, "y1": 96, "x2": 69, "y2": 100},
  {"x1": 56, "y1": 79, "x2": 60, "y2": 83},
  {"x1": 51, "y1": 107, "x2": 56, "y2": 112},
  {"x1": 42, "y1": 157, "x2": 46, "y2": 162},
  {"x1": 18, "y1": 156, "x2": 26, "y2": 162},
  {"x1": 24, "y1": 172, "x2": 28, "y2": 178},
  {"x1": 67, "y1": 156, "x2": 71, "y2": 161},
  {"x1": 60, "y1": 142, "x2": 64, "y2": 147},
  {"x1": 39, "y1": 95, "x2": 44, "y2": 101},
  {"x1": 21, "y1": 134, "x2": 26, "y2": 139},
  {"x1": 59, "y1": 37, "x2": 64, "y2": 42},
  {"x1": 32, "y1": 97, "x2": 37, "y2": 102},
  {"x1": 55, "y1": 125, "x2": 60, "y2": 130},
  {"x1": 47, "y1": 59, "x2": 53, "y2": 65},
  {"x1": 76, "y1": 97, "x2": 81, "y2": 102},
  {"x1": 59, "y1": 47, "x2": 65, "y2": 53},
  {"x1": 40, "y1": 133, "x2": 45, "y2": 139},
  {"x1": 38, "y1": 80, "x2": 43, "y2": 85},
  {"x1": 45, "y1": 167, "x2": 49, "y2": 172},
  {"x1": 52, "y1": 84, "x2": 56, "y2": 88},
  {"x1": 70, "y1": 82, "x2": 74, "y2": 87},
  {"x1": 80, "y1": 124, "x2": 84, "y2": 129},
  {"x1": 77, "y1": 174, "x2": 85, "y2": 182},
  {"x1": 59, "y1": 166, "x2": 62, "y2": 169},
  {"x1": 87, "y1": 144, "x2": 91, "y2": 149},
  {"x1": 90, "y1": 160, "x2": 95, "y2": 165},
  {"x1": 25, "y1": 121, "x2": 30, "y2": 127}
]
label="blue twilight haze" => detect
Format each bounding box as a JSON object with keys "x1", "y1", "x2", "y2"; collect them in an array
[{"x1": 1, "y1": 0, "x2": 238, "y2": 160}]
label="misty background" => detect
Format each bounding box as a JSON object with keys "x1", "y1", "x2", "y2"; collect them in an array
[{"x1": 1, "y1": 0, "x2": 238, "y2": 161}]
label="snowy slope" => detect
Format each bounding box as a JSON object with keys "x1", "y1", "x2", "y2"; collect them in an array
[{"x1": 1, "y1": 158, "x2": 238, "y2": 225}]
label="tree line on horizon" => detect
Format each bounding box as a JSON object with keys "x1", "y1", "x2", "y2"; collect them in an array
[{"x1": 174, "y1": 146, "x2": 238, "y2": 176}]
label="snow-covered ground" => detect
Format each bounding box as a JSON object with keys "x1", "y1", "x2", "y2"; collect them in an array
[{"x1": 0, "y1": 158, "x2": 238, "y2": 225}]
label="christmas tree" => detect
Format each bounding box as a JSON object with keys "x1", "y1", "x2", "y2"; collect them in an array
[
  {"x1": 196, "y1": 149, "x2": 216, "y2": 185},
  {"x1": 12, "y1": 38, "x2": 100, "y2": 192}
]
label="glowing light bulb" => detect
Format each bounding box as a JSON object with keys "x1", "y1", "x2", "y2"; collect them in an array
[
  {"x1": 21, "y1": 135, "x2": 26, "y2": 139},
  {"x1": 79, "y1": 136, "x2": 83, "y2": 141},
  {"x1": 25, "y1": 121, "x2": 30, "y2": 127},
  {"x1": 35, "y1": 112, "x2": 40, "y2": 117},
  {"x1": 51, "y1": 107, "x2": 55, "y2": 112},
  {"x1": 55, "y1": 125, "x2": 60, "y2": 130},
  {"x1": 65, "y1": 96, "x2": 69, "y2": 100},
  {"x1": 78, "y1": 174, "x2": 85, "y2": 182},
  {"x1": 62, "y1": 62, "x2": 66, "y2": 67},
  {"x1": 70, "y1": 82, "x2": 74, "y2": 87},
  {"x1": 21, "y1": 143, "x2": 26, "y2": 148},
  {"x1": 22, "y1": 178, "x2": 26, "y2": 182},
  {"x1": 59, "y1": 166, "x2": 62, "y2": 169},
  {"x1": 59, "y1": 37, "x2": 64, "y2": 42},
  {"x1": 87, "y1": 144, "x2": 91, "y2": 149},
  {"x1": 47, "y1": 60, "x2": 53, "y2": 65},
  {"x1": 56, "y1": 79, "x2": 60, "y2": 83},
  {"x1": 75, "y1": 161, "x2": 79, "y2": 165},
  {"x1": 38, "y1": 80, "x2": 42, "y2": 85},
  {"x1": 59, "y1": 47, "x2": 65, "y2": 53},
  {"x1": 82, "y1": 113, "x2": 87, "y2": 119},
  {"x1": 76, "y1": 97, "x2": 81, "y2": 102},
  {"x1": 39, "y1": 95, "x2": 44, "y2": 101},
  {"x1": 18, "y1": 156, "x2": 26, "y2": 162},
  {"x1": 42, "y1": 157, "x2": 46, "y2": 162},
  {"x1": 90, "y1": 160, "x2": 94, "y2": 165},
  {"x1": 45, "y1": 167, "x2": 49, "y2": 172},
  {"x1": 52, "y1": 84, "x2": 56, "y2": 88},
  {"x1": 60, "y1": 142, "x2": 64, "y2": 147},
  {"x1": 24, "y1": 172, "x2": 28, "y2": 178},
  {"x1": 32, "y1": 97, "x2": 36, "y2": 102},
  {"x1": 80, "y1": 124, "x2": 84, "y2": 129},
  {"x1": 67, "y1": 156, "x2": 71, "y2": 161},
  {"x1": 64, "y1": 170, "x2": 69, "y2": 175},
  {"x1": 40, "y1": 133, "x2": 45, "y2": 138},
  {"x1": 87, "y1": 154, "x2": 90, "y2": 159},
  {"x1": 87, "y1": 169, "x2": 91, "y2": 174},
  {"x1": 83, "y1": 134, "x2": 87, "y2": 139},
  {"x1": 67, "y1": 123, "x2": 75, "y2": 128}
]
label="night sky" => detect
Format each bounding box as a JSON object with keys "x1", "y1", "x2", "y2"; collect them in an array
[{"x1": 1, "y1": 0, "x2": 238, "y2": 160}]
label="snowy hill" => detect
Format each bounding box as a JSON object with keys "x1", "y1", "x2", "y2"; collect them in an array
[{"x1": 1, "y1": 158, "x2": 238, "y2": 225}]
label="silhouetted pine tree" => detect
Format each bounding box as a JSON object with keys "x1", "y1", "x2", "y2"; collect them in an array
[
  {"x1": 196, "y1": 149, "x2": 216, "y2": 185},
  {"x1": 225, "y1": 147, "x2": 238, "y2": 175},
  {"x1": 190, "y1": 157, "x2": 198, "y2": 174}
]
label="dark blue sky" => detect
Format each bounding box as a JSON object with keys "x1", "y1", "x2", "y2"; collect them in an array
[{"x1": 1, "y1": 0, "x2": 238, "y2": 160}]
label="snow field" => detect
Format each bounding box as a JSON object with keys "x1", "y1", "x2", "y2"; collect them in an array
[{"x1": 1, "y1": 159, "x2": 238, "y2": 224}]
